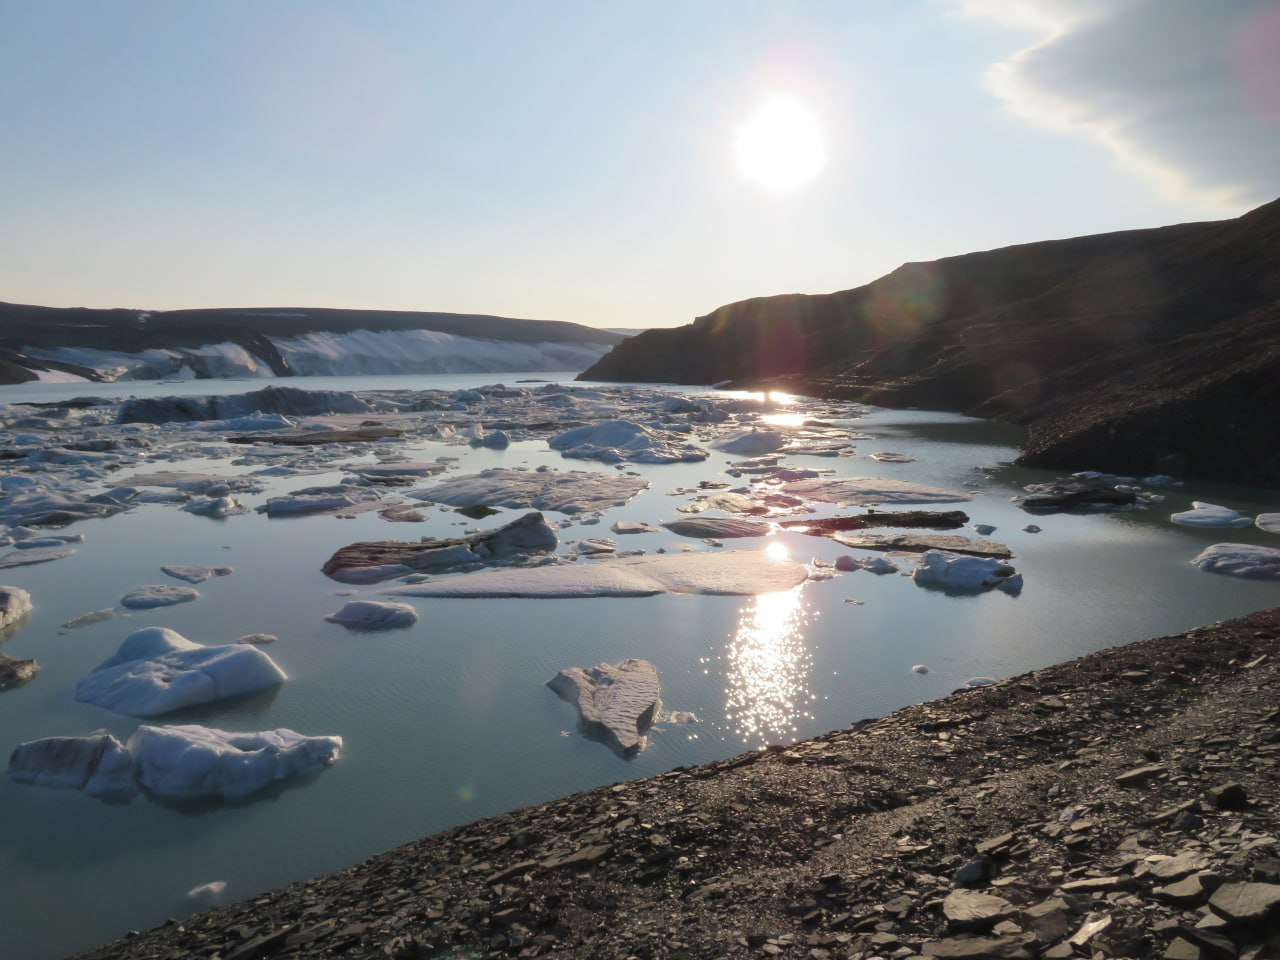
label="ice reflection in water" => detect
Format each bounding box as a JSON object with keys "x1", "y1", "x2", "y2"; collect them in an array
[{"x1": 724, "y1": 585, "x2": 814, "y2": 744}]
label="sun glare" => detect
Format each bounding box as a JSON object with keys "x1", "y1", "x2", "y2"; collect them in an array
[{"x1": 735, "y1": 96, "x2": 828, "y2": 191}]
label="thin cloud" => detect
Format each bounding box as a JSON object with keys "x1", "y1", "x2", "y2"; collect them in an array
[{"x1": 959, "y1": 0, "x2": 1280, "y2": 214}]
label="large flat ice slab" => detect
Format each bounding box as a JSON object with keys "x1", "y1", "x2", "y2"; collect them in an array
[
  {"x1": 384, "y1": 550, "x2": 807, "y2": 598},
  {"x1": 6, "y1": 725, "x2": 342, "y2": 801},
  {"x1": 1192, "y1": 543, "x2": 1280, "y2": 579},
  {"x1": 547, "y1": 658, "x2": 660, "y2": 755},
  {"x1": 409, "y1": 467, "x2": 647, "y2": 516},
  {"x1": 75, "y1": 627, "x2": 287, "y2": 717},
  {"x1": 781, "y1": 477, "x2": 973, "y2": 506}
]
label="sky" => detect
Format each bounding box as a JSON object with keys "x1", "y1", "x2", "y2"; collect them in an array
[{"x1": 1, "y1": 0, "x2": 1276, "y2": 330}]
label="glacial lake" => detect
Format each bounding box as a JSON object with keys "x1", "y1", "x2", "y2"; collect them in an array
[{"x1": 1, "y1": 371, "x2": 1278, "y2": 960}]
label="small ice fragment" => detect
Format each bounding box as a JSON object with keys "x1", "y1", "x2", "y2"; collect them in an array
[
  {"x1": 1170, "y1": 502, "x2": 1254, "y2": 528},
  {"x1": 912, "y1": 664, "x2": 929, "y2": 674},
  {"x1": 1023, "y1": 524, "x2": 1042, "y2": 533},
  {"x1": 324, "y1": 600, "x2": 419, "y2": 630},
  {"x1": 187, "y1": 881, "x2": 227, "y2": 904}
]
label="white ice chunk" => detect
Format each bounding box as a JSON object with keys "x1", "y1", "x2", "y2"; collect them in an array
[
  {"x1": 0, "y1": 585, "x2": 33, "y2": 630},
  {"x1": 182, "y1": 495, "x2": 248, "y2": 518},
  {"x1": 662, "y1": 517, "x2": 771, "y2": 539},
  {"x1": 187, "y1": 881, "x2": 227, "y2": 905},
  {"x1": 129, "y1": 725, "x2": 341, "y2": 799},
  {"x1": 711, "y1": 428, "x2": 788, "y2": 455},
  {"x1": 384, "y1": 550, "x2": 807, "y2": 599},
  {"x1": 912, "y1": 550, "x2": 1022, "y2": 594},
  {"x1": 834, "y1": 554, "x2": 899, "y2": 574},
  {"x1": 6, "y1": 732, "x2": 138, "y2": 800},
  {"x1": 1170, "y1": 502, "x2": 1254, "y2": 528},
  {"x1": 549, "y1": 420, "x2": 708, "y2": 464},
  {"x1": 781, "y1": 477, "x2": 973, "y2": 506},
  {"x1": 121, "y1": 585, "x2": 200, "y2": 609},
  {"x1": 161, "y1": 565, "x2": 233, "y2": 584},
  {"x1": 547, "y1": 658, "x2": 660, "y2": 755},
  {"x1": 1259, "y1": 513, "x2": 1280, "y2": 534},
  {"x1": 75, "y1": 627, "x2": 287, "y2": 717},
  {"x1": 1191, "y1": 543, "x2": 1280, "y2": 579},
  {"x1": 324, "y1": 600, "x2": 419, "y2": 629}
]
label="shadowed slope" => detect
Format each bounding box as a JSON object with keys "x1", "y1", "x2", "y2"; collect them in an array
[{"x1": 583, "y1": 199, "x2": 1280, "y2": 486}]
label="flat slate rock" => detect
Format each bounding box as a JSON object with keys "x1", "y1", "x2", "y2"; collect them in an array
[{"x1": 1207, "y1": 882, "x2": 1280, "y2": 922}]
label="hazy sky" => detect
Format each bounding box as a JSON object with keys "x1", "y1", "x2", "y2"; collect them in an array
[{"x1": 2, "y1": 1, "x2": 1276, "y2": 329}]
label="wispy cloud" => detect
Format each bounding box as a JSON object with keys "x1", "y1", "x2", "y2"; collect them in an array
[{"x1": 958, "y1": 0, "x2": 1280, "y2": 214}]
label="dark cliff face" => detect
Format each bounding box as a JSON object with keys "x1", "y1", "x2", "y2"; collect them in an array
[{"x1": 581, "y1": 198, "x2": 1280, "y2": 487}]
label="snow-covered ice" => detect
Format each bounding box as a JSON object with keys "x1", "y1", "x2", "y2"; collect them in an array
[
  {"x1": 324, "y1": 600, "x2": 419, "y2": 629},
  {"x1": 1191, "y1": 543, "x2": 1280, "y2": 579},
  {"x1": 834, "y1": 554, "x2": 899, "y2": 574},
  {"x1": 711, "y1": 427, "x2": 788, "y2": 455},
  {"x1": 547, "y1": 658, "x2": 661, "y2": 756},
  {"x1": 1258, "y1": 514, "x2": 1280, "y2": 534},
  {"x1": 6, "y1": 732, "x2": 138, "y2": 800},
  {"x1": 384, "y1": 550, "x2": 807, "y2": 598},
  {"x1": 1170, "y1": 502, "x2": 1254, "y2": 528},
  {"x1": 75, "y1": 627, "x2": 287, "y2": 717},
  {"x1": 911, "y1": 550, "x2": 1023, "y2": 594}
]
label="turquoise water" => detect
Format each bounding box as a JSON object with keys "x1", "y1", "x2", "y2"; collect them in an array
[{"x1": 0, "y1": 373, "x2": 1277, "y2": 959}]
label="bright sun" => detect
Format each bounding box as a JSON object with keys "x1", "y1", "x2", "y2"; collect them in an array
[{"x1": 735, "y1": 96, "x2": 828, "y2": 192}]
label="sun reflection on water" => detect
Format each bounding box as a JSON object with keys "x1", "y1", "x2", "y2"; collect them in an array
[{"x1": 724, "y1": 586, "x2": 814, "y2": 745}]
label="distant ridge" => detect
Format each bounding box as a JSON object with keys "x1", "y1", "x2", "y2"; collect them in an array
[
  {"x1": 0, "y1": 304, "x2": 622, "y2": 383},
  {"x1": 582, "y1": 198, "x2": 1280, "y2": 487}
]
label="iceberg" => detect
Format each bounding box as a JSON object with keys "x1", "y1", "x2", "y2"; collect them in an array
[
  {"x1": 324, "y1": 600, "x2": 419, "y2": 629},
  {"x1": 1170, "y1": 502, "x2": 1255, "y2": 528},
  {"x1": 1191, "y1": 543, "x2": 1280, "y2": 579},
  {"x1": 129, "y1": 724, "x2": 341, "y2": 799},
  {"x1": 0, "y1": 585, "x2": 32, "y2": 630},
  {"x1": 548, "y1": 420, "x2": 708, "y2": 464},
  {"x1": 6, "y1": 725, "x2": 342, "y2": 801},
  {"x1": 75, "y1": 627, "x2": 287, "y2": 717},
  {"x1": 384, "y1": 550, "x2": 807, "y2": 599},
  {"x1": 1258, "y1": 513, "x2": 1280, "y2": 534},
  {"x1": 547, "y1": 659, "x2": 660, "y2": 756},
  {"x1": 911, "y1": 550, "x2": 1023, "y2": 594}
]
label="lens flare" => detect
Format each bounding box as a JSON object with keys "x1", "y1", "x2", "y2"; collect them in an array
[{"x1": 735, "y1": 96, "x2": 828, "y2": 191}]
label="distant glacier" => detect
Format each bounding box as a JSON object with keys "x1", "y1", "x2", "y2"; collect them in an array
[{"x1": 23, "y1": 328, "x2": 617, "y2": 382}]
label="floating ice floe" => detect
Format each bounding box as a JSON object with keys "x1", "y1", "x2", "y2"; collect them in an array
[
  {"x1": 1191, "y1": 543, "x2": 1280, "y2": 579},
  {"x1": 780, "y1": 477, "x2": 973, "y2": 506},
  {"x1": 0, "y1": 585, "x2": 32, "y2": 630},
  {"x1": 75, "y1": 627, "x2": 287, "y2": 717},
  {"x1": 574, "y1": 538, "x2": 617, "y2": 555},
  {"x1": 6, "y1": 725, "x2": 342, "y2": 801},
  {"x1": 187, "y1": 881, "x2": 228, "y2": 905},
  {"x1": 324, "y1": 600, "x2": 419, "y2": 629},
  {"x1": 0, "y1": 545, "x2": 76, "y2": 568},
  {"x1": 1258, "y1": 514, "x2": 1280, "y2": 534},
  {"x1": 161, "y1": 565, "x2": 233, "y2": 584},
  {"x1": 870, "y1": 452, "x2": 918, "y2": 463},
  {"x1": 121, "y1": 585, "x2": 200, "y2": 609},
  {"x1": 611, "y1": 520, "x2": 658, "y2": 535},
  {"x1": 834, "y1": 555, "x2": 899, "y2": 574},
  {"x1": 676, "y1": 491, "x2": 769, "y2": 515},
  {"x1": 349, "y1": 460, "x2": 450, "y2": 482},
  {"x1": 547, "y1": 658, "x2": 660, "y2": 756},
  {"x1": 662, "y1": 517, "x2": 771, "y2": 539},
  {"x1": 1016, "y1": 476, "x2": 1139, "y2": 512},
  {"x1": 181, "y1": 495, "x2": 248, "y2": 518},
  {"x1": 256, "y1": 482, "x2": 385, "y2": 517},
  {"x1": 409, "y1": 467, "x2": 648, "y2": 516},
  {"x1": 322, "y1": 511, "x2": 559, "y2": 584},
  {"x1": 0, "y1": 652, "x2": 38, "y2": 690},
  {"x1": 0, "y1": 489, "x2": 135, "y2": 528},
  {"x1": 549, "y1": 419, "x2": 708, "y2": 464},
  {"x1": 1170, "y1": 502, "x2": 1255, "y2": 528},
  {"x1": 711, "y1": 428, "x2": 788, "y2": 456},
  {"x1": 383, "y1": 550, "x2": 807, "y2": 599},
  {"x1": 219, "y1": 412, "x2": 295, "y2": 432},
  {"x1": 116, "y1": 386, "x2": 373, "y2": 424},
  {"x1": 911, "y1": 550, "x2": 1022, "y2": 594}
]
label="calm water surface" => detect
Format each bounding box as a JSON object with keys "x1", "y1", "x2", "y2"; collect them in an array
[{"x1": 1, "y1": 372, "x2": 1277, "y2": 959}]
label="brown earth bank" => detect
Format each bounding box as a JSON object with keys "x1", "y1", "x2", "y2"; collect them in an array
[
  {"x1": 70, "y1": 606, "x2": 1280, "y2": 960},
  {"x1": 580, "y1": 199, "x2": 1280, "y2": 489}
]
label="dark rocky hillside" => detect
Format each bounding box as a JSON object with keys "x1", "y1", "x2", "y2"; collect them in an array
[
  {"x1": 582, "y1": 199, "x2": 1280, "y2": 487},
  {"x1": 0, "y1": 304, "x2": 622, "y2": 383}
]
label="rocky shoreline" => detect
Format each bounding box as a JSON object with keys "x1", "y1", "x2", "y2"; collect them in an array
[{"x1": 64, "y1": 606, "x2": 1280, "y2": 960}]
